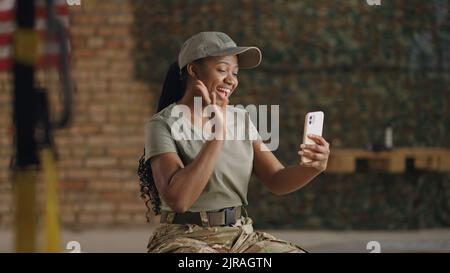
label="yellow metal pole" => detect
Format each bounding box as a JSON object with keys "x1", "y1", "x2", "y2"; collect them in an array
[
  {"x1": 12, "y1": 0, "x2": 40, "y2": 254},
  {"x1": 13, "y1": 169, "x2": 37, "y2": 253},
  {"x1": 40, "y1": 148, "x2": 61, "y2": 252}
]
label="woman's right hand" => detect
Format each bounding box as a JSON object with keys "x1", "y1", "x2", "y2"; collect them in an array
[{"x1": 192, "y1": 80, "x2": 228, "y2": 139}]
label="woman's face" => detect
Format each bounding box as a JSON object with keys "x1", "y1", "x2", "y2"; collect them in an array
[{"x1": 193, "y1": 55, "x2": 239, "y2": 105}]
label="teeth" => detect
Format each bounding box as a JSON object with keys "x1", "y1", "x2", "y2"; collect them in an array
[{"x1": 217, "y1": 87, "x2": 231, "y2": 94}]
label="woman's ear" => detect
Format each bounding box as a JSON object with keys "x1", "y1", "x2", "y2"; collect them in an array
[{"x1": 186, "y1": 63, "x2": 198, "y2": 79}]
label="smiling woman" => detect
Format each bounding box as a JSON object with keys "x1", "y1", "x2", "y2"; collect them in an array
[{"x1": 138, "y1": 31, "x2": 330, "y2": 253}]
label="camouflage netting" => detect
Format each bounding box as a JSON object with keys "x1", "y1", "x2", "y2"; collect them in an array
[{"x1": 132, "y1": 0, "x2": 450, "y2": 229}]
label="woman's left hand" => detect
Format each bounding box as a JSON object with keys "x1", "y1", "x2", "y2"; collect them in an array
[{"x1": 298, "y1": 134, "x2": 330, "y2": 172}]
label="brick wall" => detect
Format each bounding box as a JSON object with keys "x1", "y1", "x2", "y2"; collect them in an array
[{"x1": 0, "y1": 0, "x2": 157, "y2": 229}]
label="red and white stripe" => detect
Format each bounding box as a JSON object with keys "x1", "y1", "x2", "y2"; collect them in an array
[{"x1": 0, "y1": 0, "x2": 70, "y2": 71}]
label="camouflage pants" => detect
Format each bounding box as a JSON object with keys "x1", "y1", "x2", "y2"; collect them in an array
[{"x1": 147, "y1": 217, "x2": 306, "y2": 253}]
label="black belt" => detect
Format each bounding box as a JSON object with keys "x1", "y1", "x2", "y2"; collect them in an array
[{"x1": 160, "y1": 206, "x2": 242, "y2": 227}]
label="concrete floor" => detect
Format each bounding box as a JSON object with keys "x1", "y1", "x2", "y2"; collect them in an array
[{"x1": 1, "y1": 227, "x2": 450, "y2": 253}]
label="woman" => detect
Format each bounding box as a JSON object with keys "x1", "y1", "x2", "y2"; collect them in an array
[{"x1": 138, "y1": 32, "x2": 330, "y2": 253}]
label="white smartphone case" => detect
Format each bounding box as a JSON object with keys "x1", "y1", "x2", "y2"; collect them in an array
[{"x1": 302, "y1": 111, "x2": 324, "y2": 163}]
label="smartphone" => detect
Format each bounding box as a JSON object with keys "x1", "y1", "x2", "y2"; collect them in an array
[{"x1": 301, "y1": 111, "x2": 324, "y2": 163}]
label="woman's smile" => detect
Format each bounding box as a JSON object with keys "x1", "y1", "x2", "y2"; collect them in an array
[{"x1": 216, "y1": 86, "x2": 231, "y2": 99}]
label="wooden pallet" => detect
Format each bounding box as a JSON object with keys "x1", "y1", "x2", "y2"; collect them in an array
[{"x1": 326, "y1": 148, "x2": 450, "y2": 173}]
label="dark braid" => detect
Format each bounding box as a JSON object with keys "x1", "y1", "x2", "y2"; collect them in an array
[
  {"x1": 137, "y1": 60, "x2": 201, "y2": 220},
  {"x1": 137, "y1": 152, "x2": 161, "y2": 217}
]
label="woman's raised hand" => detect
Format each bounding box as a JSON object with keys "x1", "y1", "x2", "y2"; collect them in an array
[
  {"x1": 298, "y1": 134, "x2": 330, "y2": 172},
  {"x1": 193, "y1": 80, "x2": 228, "y2": 139},
  {"x1": 192, "y1": 79, "x2": 212, "y2": 105}
]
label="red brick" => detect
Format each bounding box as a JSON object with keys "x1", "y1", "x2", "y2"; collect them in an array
[
  {"x1": 61, "y1": 212, "x2": 76, "y2": 224},
  {"x1": 71, "y1": 26, "x2": 95, "y2": 36},
  {"x1": 0, "y1": 202, "x2": 12, "y2": 214},
  {"x1": 88, "y1": 105, "x2": 107, "y2": 115},
  {"x1": 75, "y1": 59, "x2": 108, "y2": 70},
  {"x1": 0, "y1": 214, "x2": 12, "y2": 228},
  {"x1": 60, "y1": 181, "x2": 87, "y2": 190},
  {"x1": 0, "y1": 178, "x2": 12, "y2": 190},
  {"x1": 0, "y1": 72, "x2": 11, "y2": 81},
  {"x1": 103, "y1": 191, "x2": 135, "y2": 202},
  {"x1": 72, "y1": 14, "x2": 106, "y2": 25},
  {"x1": 58, "y1": 158, "x2": 85, "y2": 169},
  {"x1": 59, "y1": 169, "x2": 97, "y2": 180},
  {"x1": 83, "y1": 202, "x2": 114, "y2": 213},
  {"x1": 79, "y1": 212, "x2": 96, "y2": 225},
  {"x1": 69, "y1": 124, "x2": 101, "y2": 135},
  {"x1": 87, "y1": 147, "x2": 109, "y2": 158},
  {"x1": 118, "y1": 202, "x2": 144, "y2": 212},
  {"x1": 96, "y1": 213, "x2": 114, "y2": 225},
  {"x1": 55, "y1": 135, "x2": 86, "y2": 146},
  {"x1": 114, "y1": 212, "x2": 132, "y2": 224},
  {"x1": 108, "y1": 14, "x2": 133, "y2": 25},
  {"x1": 98, "y1": 26, "x2": 129, "y2": 37},
  {"x1": 122, "y1": 181, "x2": 141, "y2": 192},
  {"x1": 87, "y1": 180, "x2": 122, "y2": 191},
  {"x1": 97, "y1": 169, "x2": 130, "y2": 180},
  {"x1": 71, "y1": 148, "x2": 89, "y2": 157},
  {"x1": 87, "y1": 37, "x2": 104, "y2": 48},
  {"x1": 116, "y1": 156, "x2": 140, "y2": 169},
  {"x1": 100, "y1": 49, "x2": 130, "y2": 60},
  {"x1": 86, "y1": 136, "x2": 121, "y2": 147},
  {"x1": 73, "y1": 49, "x2": 97, "y2": 59},
  {"x1": 91, "y1": 111, "x2": 109, "y2": 122},
  {"x1": 60, "y1": 203, "x2": 82, "y2": 214},
  {"x1": 85, "y1": 158, "x2": 117, "y2": 168},
  {"x1": 108, "y1": 146, "x2": 140, "y2": 157}
]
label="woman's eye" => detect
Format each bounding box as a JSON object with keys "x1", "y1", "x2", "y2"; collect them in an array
[{"x1": 218, "y1": 69, "x2": 226, "y2": 73}]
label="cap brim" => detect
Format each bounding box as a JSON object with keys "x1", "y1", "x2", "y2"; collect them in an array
[{"x1": 209, "y1": 46, "x2": 262, "y2": 69}]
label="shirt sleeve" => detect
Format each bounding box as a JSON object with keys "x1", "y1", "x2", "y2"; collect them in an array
[{"x1": 144, "y1": 118, "x2": 178, "y2": 161}]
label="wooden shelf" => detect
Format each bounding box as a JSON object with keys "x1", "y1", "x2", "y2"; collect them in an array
[{"x1": 326, "y1": 148, "x2": 450, "y2": 173}]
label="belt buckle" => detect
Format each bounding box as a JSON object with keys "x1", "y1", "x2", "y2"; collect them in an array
[{"x1": 223, "y1": 207, "x2": 236, "y2": 226}]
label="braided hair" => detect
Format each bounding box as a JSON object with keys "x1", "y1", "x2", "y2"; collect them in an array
[{"x1": 137, "y1": 59, "x2": 201, "y2": 221}]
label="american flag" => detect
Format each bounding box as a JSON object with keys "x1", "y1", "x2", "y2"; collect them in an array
[{"x1": 0, "y1": 0, "x2": 70, "y2": 71}]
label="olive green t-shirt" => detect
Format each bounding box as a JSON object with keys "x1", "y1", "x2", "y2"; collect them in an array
[{"x1": 144, "y1": 102, "x2": 261, "y2": 212}]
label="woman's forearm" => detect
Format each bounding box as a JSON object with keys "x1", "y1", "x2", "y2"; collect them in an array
[
  {"x1": 166, "y1": 139, "x2": 223, "y2": 212},
  {"x1": 267, "y1": 165, "x2": 322, "y2": 195}
]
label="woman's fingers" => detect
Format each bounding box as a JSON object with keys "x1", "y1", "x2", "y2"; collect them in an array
[
  {"x1": 299, "y1": 144, "x2": 329, "y2": 154},
  {"x1": 298, "y1": 150, "x2": 327, "y2": 161},
  {"x1": 195, "y1": 80, "x2": 211, "y2": 105},
  {"x1": 211, "y1": 88, "x2": 216, "y2": 105},
  {"x1": 307, "y1": 134, "x2": 329, "y2": 147},
  {"x1": 300, "y1": 160, "x2": 321, "y2": 168},
  {"x1": 298, "y1": 135, "x2": 330, "y2": 172}
]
